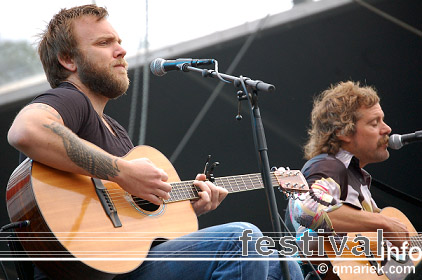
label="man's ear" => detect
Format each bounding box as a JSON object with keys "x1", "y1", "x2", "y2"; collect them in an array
[
  {"x1": 337, "y1": 131, "x2": 352, "y2": 143},
  {"x1": 58, "y1": 54, "x2": 77, "y2": 72}
]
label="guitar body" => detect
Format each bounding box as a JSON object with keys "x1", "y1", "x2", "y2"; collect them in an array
[
  {"x1": 6, "y1": 146, "x2": 198, "y2": 280},
  {"x1": 324, "y1": 207, "x2": 420, "y2": 280}
]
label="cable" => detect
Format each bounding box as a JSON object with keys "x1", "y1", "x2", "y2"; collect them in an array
[
  {"x1": 213, "y1": 60, "x2": 232, "y2": 84},
  {"x1": 277, "y1": 213, "x2": 323, "y2": 280},
  {"x1": 0, "y1": 258, "x2": 8, "y2": 280}
]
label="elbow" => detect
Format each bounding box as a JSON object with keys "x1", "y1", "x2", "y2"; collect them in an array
[
  {"x1": 8, "y1": 123, "x2": 34, "y2": 152},
  {"x1": 291, "y1": 199, "x2": 336, "y2": 232},
  {"x1": 8, "y1": 127, "x2": 24, "y2": 150},
  {"x1": 295, "y1": 214, "x2": 314, "y2": 230}
]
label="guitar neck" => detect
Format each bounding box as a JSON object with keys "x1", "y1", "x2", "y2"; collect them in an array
[
  {"x1": 166, "y1": 172, "x2": 266, "y2": 202},
  {"x1": 410, "y1": 234, "x2": 422, "y2": 249},
  {"x1": 165, "y1": 171, "x2": 305, "y2": 203}
]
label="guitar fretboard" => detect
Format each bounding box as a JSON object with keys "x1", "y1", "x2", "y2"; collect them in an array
[
  {"x1": 410, "y1": 234, "x2": 422, "y2": 249},
  {"x1": 165, "y1": 172, "x2": 277, "y2": 203}
]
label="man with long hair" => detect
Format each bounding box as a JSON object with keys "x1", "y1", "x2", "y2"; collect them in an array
[{"x1": 285, "y1": 81, "x2": 412, "y2": 276}]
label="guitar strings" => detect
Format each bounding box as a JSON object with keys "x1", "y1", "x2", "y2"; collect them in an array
[
  {"x1": 102, "y1": 172, "x2": 306, "y2": 211},
  {"x1": 104, "y1": 172, "x2": 299, "y2": 198},
  {"x1": 102, "y1": 174, "x2": 283, "y2": 209}
]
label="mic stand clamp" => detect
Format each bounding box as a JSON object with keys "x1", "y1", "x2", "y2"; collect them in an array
[{"x1": 236, "y1": 90, "x2": 247, "y2": 121}]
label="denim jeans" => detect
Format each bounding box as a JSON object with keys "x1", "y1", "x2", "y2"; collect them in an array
[{"x1": 115, "y1": 222, "x2": 304, "y2": 280}]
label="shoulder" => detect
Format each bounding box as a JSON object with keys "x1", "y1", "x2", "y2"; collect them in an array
[
  {"x1": 302, "y1": 154, "x2": 348, "y2": 186},
  {"x1": 31, "y1": 83, "x2": 93, "y2": 133},
  {"x1": 32, "y1": 83, "x2": 89, "y2": 107},
  {"x1": 303, "y1": 154, "x2": 346, "y2": 174}
]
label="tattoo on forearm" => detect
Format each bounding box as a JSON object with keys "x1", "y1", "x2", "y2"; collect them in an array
[
  {"x1": 44, "y1": 122, "x2": 120, "y2": 180},
  {"x1": 22, "y1": 104, "x2": 62, "y2": 120}
]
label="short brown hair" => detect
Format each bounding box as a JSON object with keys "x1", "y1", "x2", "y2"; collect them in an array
[
  {"x1": 37, "y1": 4, "x2": 108, "y2": 88},
  {"x1": 304, "y1": 81, "x2": 380, "y2": 159}
]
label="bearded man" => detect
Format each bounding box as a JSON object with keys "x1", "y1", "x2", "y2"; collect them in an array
[{"x1": 7, "y1": 4, "x2": 303, "y2": 280}]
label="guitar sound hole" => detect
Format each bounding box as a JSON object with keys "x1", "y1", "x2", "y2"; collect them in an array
[{"x1": 132, "y1": 196, "x2": 160, "y2": 212}]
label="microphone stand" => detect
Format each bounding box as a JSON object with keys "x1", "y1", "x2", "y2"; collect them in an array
[{"x1": 184, "y1": 65, "x2": 291, "y2": 280}]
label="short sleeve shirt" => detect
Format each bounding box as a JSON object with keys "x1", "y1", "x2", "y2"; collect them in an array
[
  {"x1": 30, "y1": 82, "x2": 134, "y2": 157},
  {"x1": 286, "y1": 149, "x2": 380, "y2": 235}
]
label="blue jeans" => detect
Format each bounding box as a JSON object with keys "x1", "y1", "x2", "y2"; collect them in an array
[{"x1": 115, "y1": 222, "x2": 303, "y2": 280}]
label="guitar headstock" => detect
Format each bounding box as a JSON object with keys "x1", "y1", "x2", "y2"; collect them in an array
[{"x1": 273, "y1": 168, "x2": 309, "y2": 195}]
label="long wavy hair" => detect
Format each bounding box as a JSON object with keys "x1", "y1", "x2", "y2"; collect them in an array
[
  {"x1": 37, "y1": 5, "x2": 108, "y2": 88},
  {"x1": 304, "y1": 81, "x2": 380, "y2": 159}
]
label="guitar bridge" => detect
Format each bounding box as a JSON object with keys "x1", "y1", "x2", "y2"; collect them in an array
[{"x1": 92, "y1": 178, "x2": 122, "y2": 228}]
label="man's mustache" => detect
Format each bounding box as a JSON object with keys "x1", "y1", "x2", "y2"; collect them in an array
[
  {"x1": 378, "y1": 135, "x2": 389, "y2": 147},
  {"x1": 112, "y1": 59, "x2": 128, "y2": 68}
]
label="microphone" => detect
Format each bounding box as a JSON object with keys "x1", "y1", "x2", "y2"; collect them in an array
[
  {"x1": 150, "y1": 58, "x2": 215, "y2": 76},
  {"x1": 388, "y1": 130, "x2": 422, "y2": 150},
  {"x1": 0, "y1": 220, "x2": 30, "y2": 232}
]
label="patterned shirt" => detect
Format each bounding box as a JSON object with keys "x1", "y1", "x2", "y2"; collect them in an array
[{"x1": 286, "y1": 149, "x2": 380, "y2": 236}]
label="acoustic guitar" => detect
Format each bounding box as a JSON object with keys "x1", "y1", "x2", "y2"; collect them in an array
[
  {"x1": 6, "y1": 145, "x2": 309, "y2": 280},
  {"x1": 322, "y1": 207, "x2": 421, "y2": 280}
]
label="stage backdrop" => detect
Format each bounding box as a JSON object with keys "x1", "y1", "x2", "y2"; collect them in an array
[{"x1": 0, "y1": 1, "x2": 420, "y2": 272}]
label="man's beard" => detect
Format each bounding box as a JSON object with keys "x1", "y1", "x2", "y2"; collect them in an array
[{"x1": 76, "y1": 54, "x2": 129, "y2": 99}]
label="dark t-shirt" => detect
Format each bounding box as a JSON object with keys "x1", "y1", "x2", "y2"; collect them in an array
[
  {"x1": 28, "y1": 82, "x2": 134, "y2": 279},
  {"x1": 31, "y1": 82, "x2": 134, "y2": 157}
]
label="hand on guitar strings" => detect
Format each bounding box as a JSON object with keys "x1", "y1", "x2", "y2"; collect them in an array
[
  {"x1": 383, "y1": 216, "x2": 410, "y2": 248},
  {"x1": 191, "y1": 173, "x2": 228, "y2": 216},
  {"x1": 114, "y1": 157, "x2": 172, "y2": 205}
]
